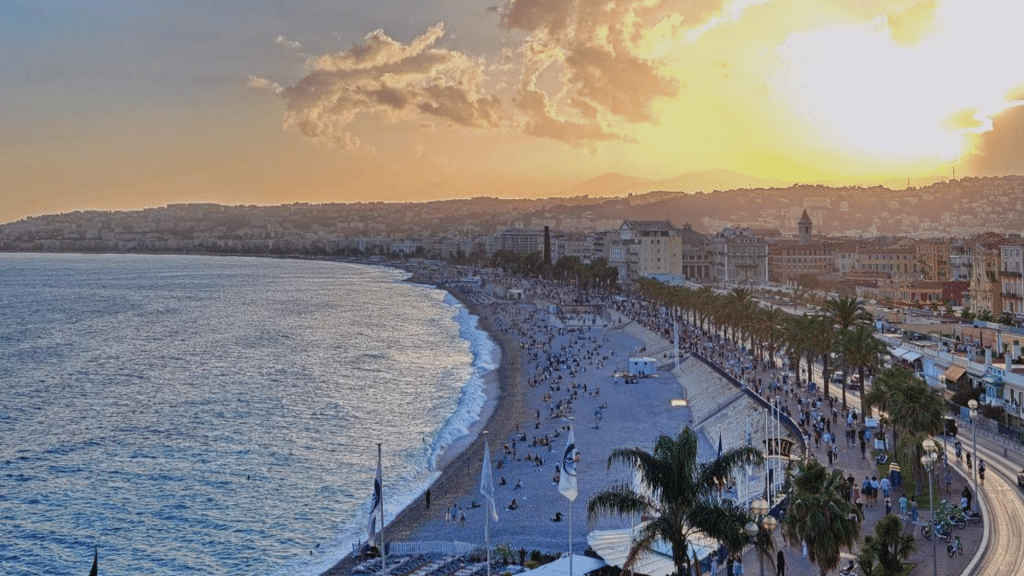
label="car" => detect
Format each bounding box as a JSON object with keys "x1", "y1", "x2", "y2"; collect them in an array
[
  {"x1": 1018, "y1": 468, "x2": 1024, "y2": 488},
  {"x1": 944, "y1": 417, "x2": 958, "y2": 437}
]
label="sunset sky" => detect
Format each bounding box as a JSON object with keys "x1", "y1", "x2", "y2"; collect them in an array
[{"x1": 4, "y1": 0, "x2": 1024, "y2": 224}]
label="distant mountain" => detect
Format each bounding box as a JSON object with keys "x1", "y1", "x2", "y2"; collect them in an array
[{"x1": 561, "y1": 169, "x2": 789, "y2": 198}]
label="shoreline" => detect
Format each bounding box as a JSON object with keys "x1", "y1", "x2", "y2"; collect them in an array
[
  {"x1": 320, "y1": 267, "x2": 766, "y2": 573},
  {"x1": 321, "y1": 282, "x2": 528, "y2": 575}
]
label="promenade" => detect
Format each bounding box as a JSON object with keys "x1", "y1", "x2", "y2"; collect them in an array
[{"x1": 329, "y1": 270, "x2": 985, "y2": 576}]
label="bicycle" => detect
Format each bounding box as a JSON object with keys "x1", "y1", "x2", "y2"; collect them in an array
[
  {"x1": 921, "y1": 521, "x2": 951, "y2": 542},
  {"x1": 947, "y1": 535, "x2": 963, "y2": 557}
]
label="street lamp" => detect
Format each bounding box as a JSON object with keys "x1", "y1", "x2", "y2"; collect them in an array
[
  {"x1": 968, "y1": 399, "x2": 979, "y2": 498},
  {"x1": 921, "y1": 438, "x2": 938, "y2": 576},
  {"x1": 746, "y1": 498, "x2": 777, "y2": 576}
]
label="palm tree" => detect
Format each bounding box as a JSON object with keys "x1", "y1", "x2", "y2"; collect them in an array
[
  {"x1": 694, "y1": 286, "x2": 715, "y2": 333},
  {"x1": 587, "y1": 428, "x2": 764, "y2": 576},
  {"x1": 823, "y1": 296, "x2": 871, "y2": 332},
  {"x1": 856, "y1": 514, "x2": 916, "y2": 576},
  {"x1": 721, "y1": 288, "x2": 754, "y2": 344},
  {"x1": 807, "y1": 315, "x2": 839, "y2": 392},
  {"x1": 781, "y1": 460, "x2": 861, "y2": 576},
  {"x1": 864, "y1": 366, "x2": 944, "y2": 450},
  {"x1": 783, "y1": 315, "x2": 814, "y2": 387},
  {"x1": 840, "y1": 324, "x2": 886, "y2": 416},
  {"x1": 824, "y1": 296, "x2": 871, "y2": 398}
]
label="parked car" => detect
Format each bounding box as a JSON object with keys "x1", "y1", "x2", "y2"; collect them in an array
[{"x1": 846, "y1": 374, "x2": 862, "y2": 391}]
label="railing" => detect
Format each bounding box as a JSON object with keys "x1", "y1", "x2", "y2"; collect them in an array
[{"x1": 389, "y1": 541, "x2": 481, "y2": 556}]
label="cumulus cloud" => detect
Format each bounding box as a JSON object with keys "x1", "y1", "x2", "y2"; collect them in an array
[
  {"x1": 247, "y1": 75, "x2": 282, "y2": 94},
  {"x1": 256, "y1": 0, "x2": 762, "y2": 148},
  {"x1": 275, "y1": 35, "x2": 301, "y2": 50},
  {"x1": 963, "y1": 100, "x2": 1024, "y2": 176},
  {"x1": 270, "y1": 24, "x2": 504, "y2": 149}
]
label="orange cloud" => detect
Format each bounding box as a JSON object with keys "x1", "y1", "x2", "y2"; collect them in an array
[{"x1": 258, "y1": 0, "x2": 762, "y2": 148}]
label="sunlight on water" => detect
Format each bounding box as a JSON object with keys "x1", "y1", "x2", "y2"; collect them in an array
[{"x1": 0, "y1": 254, "x2": 494, "y2": 576}]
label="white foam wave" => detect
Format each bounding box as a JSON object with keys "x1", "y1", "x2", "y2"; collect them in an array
[{"x1": 426, "y1": 295, "x2": 499, "y2": 470}]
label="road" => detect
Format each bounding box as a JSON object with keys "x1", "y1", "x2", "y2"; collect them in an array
[
  {"x1": 949, "y1": 423, "x2": 1024, "y2": 576},
  {"x1": 818, "y1": 369, "x2": 1024, "y2": 576}
]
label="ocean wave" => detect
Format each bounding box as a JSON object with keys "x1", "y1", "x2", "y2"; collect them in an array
[{"x1": 423, "y1": 295, "x2": 499, "y2": 471}]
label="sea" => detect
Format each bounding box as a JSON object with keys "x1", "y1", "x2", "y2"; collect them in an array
[{"x1": 0, "y1": 253, "x2": 498, "y2": 576}]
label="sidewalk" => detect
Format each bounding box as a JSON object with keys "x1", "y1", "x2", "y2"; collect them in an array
[{"x1": 743, "y1": 398, "x2": 982, "y2": 576}]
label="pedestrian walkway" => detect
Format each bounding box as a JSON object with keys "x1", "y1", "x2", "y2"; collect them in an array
[{"x1": 741, "y1": 396, "x2": 982, "y2": 576}]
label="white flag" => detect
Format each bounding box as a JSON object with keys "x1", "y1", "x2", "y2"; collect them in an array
[
  {"x1": 368, "y1": 452, "x2": 382, "y2": 540},
  {"x1": 558, "y1": 425, "x2": 579, "y2": 501},
  {"x1": 480, "y1": 440, "x2": 499, "y2": 522}
]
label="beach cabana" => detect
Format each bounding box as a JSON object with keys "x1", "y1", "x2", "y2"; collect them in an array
[{"x1": 629, "y1": 357, "x2": 657, "y2": 377}]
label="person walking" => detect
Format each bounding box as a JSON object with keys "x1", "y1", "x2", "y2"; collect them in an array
[{"x1": 776, "y1": 550, "x2": 786, "y2": 576}]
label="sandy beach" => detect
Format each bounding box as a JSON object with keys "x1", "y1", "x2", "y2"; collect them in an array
[{"x1": 322, "y1": 276, "x2": 793, "y2": 575}]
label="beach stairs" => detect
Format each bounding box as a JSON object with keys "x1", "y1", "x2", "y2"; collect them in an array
[
  {"x1": 620, "y1": 320, "x2": 675, "y2": 359},
  {"x1": 670, "y1": 359, "x2": 796, "y2": 505}
]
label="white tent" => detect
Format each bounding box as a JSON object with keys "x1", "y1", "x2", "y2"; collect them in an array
[
  {"x1": 587, "y1": 523, "x2": 718, "y2": 576},
  {"x1": 518, "y1": 555, "x2": 606, "y2": 576}
]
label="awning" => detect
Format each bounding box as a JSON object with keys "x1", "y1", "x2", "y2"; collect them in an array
[
  {"x1": 588, "y1": 523, "x2": 718, "y2": 576},
  {"x1": 982, "y1": 375, "x2": 1004, "y2": 387},
  {"x1": 900, "y1": 351, "x2": 922, "y2": 362},
  {"x1": 943, "y1": 365, "x2": 967, "y2": 382},
  {"x1": 890, "y1": 347, "x2": 909, "y2": 358}
]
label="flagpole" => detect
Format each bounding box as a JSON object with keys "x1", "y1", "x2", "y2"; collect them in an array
[
  {"x1": 484, "y1": 432, "x2": 492, "y2": 576},
  {"x1": 568, "y1": 418, "x2": 574, "y2": 576},
  {"x1": 378, "y1": 443, "x2": 386, "y2": 572},
  {"x1": 557, "y1": 419, "x2": 579, "y2": 576}
]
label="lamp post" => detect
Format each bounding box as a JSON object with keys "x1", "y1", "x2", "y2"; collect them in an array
[
  {"x1": 921, "y1": 438, "x2": 938, "y2": 576},
  {"x1": 968, "y1": 399, "x2": 979, "y2": 498},
  {"x1": 746, "y1": 498, "x2": 777, "y2": 576}
]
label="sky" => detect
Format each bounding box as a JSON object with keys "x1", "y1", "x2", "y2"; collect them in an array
[{"x1": 4, "y1": 0, "x2": 1024, "y2": 224}]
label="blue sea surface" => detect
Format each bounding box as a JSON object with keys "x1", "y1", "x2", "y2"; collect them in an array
[{"x1": 0, "y1": 253, "x2": 497, "y2": 576}]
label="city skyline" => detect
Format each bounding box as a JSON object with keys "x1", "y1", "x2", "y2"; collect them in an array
[{"x1": 4, "y1": 0, "x2": 1024, "y2": 225}]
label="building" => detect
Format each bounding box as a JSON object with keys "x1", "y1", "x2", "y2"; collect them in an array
[
  {"x1": 767, "y1": 211, "x2": 837, "y2": 284},
  {"x1": 969, "y1": 233, "x2": 1006, "y2": 316},
  {"x1": 708, "y1": 228, "x2": 769, "y2": 284},
  {"x1": 915, "y1": 238, "x2": 952, "y2": 281},
  {"x1": 677, "y1": 223, "x2": 711, "y2": 281},
  {"x1": 497, "y1": 228, "x2": 544, "y2": 255},
  {"x1": 1000, "y1": 238, "x2": 1024, "y2": 320}
]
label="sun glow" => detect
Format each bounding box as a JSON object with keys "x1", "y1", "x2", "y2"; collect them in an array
[{"x1": 765, "y1": 0, "x2": 1024, "y2": 165}]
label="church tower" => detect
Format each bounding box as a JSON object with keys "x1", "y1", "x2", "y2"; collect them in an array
[{"x1": 798, "y1": 209, "x2": 812, "y2": 245}]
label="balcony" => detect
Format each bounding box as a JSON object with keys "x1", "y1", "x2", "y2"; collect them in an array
[{"x1": 1000, "y1": 270, "x2": 1023, "y2": 277}]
